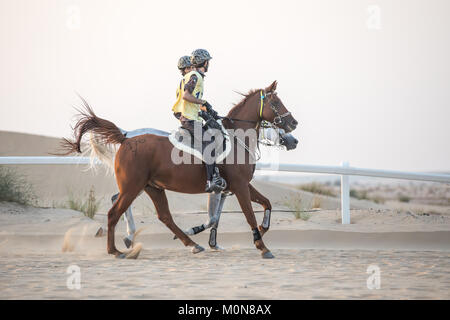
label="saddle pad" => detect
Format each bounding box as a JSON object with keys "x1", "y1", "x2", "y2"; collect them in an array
[
  {"x1": 168, "y1": 124, "x2": 231, "y2": 164},
  {"x1": 120, "y1": 127, "x2": 169, "y2": 138}
]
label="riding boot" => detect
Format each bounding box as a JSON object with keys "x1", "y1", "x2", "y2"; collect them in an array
[
  {"x1": 205, "y1": 166, "x2": 227, "y2": 193},
  {"x1": 209, "y1": 192, "x2": 227, "y2": 249}
]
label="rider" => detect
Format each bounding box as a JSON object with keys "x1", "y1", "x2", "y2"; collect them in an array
[
  {"x1": 173, "y1": 56, "x2": 193, "y2": 120},
  {"x1": 172, "y1": 49, "x2": 226, "y2": 193}
]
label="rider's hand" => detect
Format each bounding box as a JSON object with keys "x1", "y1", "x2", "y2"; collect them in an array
[
  {"x1": 202, "y1": 101, "x2": 213, "y2": 111},
  {"x1": 200, "y1": 105, "x2": 207, "y2": 112},
  {"x1": 201, "y1": 101, "x2": 219, "y2": 119}
]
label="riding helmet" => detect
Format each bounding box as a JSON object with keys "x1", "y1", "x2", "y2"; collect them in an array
[
  {"x1": 177, "y1": 56, "x2": 192, "y2": 70},
  {"x1": 190, "y1": 49, "x2": 212, "y2": 66}
]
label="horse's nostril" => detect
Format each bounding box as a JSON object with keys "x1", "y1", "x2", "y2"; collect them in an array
[
  {"x1": 294, "y1": 138, "x2": 298, "y2": 144},
  {"x1": 292, "y1": 119, "x2": 298, "y2": 126}
]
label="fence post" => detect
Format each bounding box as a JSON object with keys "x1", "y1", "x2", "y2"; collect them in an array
[{"x1": 341, "y1": 161, "x2": 350, "y2": 224}]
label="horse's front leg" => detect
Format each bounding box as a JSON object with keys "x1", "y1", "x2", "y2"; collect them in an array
[
  {"x1": 233, "y1": 183, "x2": 274, "y2": 259},
  {"x1": 248, "y1": 184, "x2": 272, "y2": 237}
]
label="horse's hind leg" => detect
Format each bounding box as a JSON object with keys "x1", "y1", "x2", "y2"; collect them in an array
[
  {"x1": 144, "y1": 185, "x2": 204, "y2": 254},
  {"x1": 107, "y1": 192, "x2": 137, "y2": 257},
  {"x1": 248, "y1": 184, "x2": 272, "y2": 237},
  {"x1": 111, "y1": 192, "x2": 136, "y2": 248}
]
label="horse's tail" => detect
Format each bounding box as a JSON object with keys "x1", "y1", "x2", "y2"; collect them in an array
[
  {"x1": 59, "y1": 95, "x2": 127, "y2": 157},
  {"x1": 86, "y1": 132, "x2": 117, "y2": 173}
]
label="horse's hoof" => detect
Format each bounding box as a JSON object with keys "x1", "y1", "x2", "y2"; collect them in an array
[
  {"x1": 191, "y1": 244, "x2": 205, "y2": 254},
  {"x1": 115, "y1": 253, "x2": 126, "y2": 259},
  {"x1": 123, "y1": 237, "x2": 133, "y2": 249},
  {"x1": 210, "y1": 245, "x2": 224, "y2": 251},
  {"x1": 262, "y1": 251, "x2": 275, "y2": 259}
]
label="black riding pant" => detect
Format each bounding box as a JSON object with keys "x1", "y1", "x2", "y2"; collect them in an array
[{"x1": 179, "y1": 117, "x2": 216, "y2": 181}]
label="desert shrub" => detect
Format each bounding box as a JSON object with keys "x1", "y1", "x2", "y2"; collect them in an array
[
  {"x1": 371, "y1": 196, "x2": 386, "y2": 204},
  {"x1": 297, "y1": 182, "x2": 336, "y2": 197},
  {"x1": 0, "y1": 166, "x2": 36, "y2": 205},
  {"x1": 66, "y1": 186, "x2": 100, "y2": 219},
  {"x1": 350, "y1": 188, "x2": 386, "y2": 204},
  {"x1": 350, "y1": 189, "x2": 368, "y2": 200},
  {"x1": 284, "y1": 194, "x2": 312, "y2": 220},
  {"x1": 398, "y1": 195, "x2": 411, "y2": 203},
  {"x1": 312, "y1": 196, "x2": 322, "y2": 209}
]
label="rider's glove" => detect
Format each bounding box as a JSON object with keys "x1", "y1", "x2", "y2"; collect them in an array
[
  {"x1": 202, "y1": 100, "x2": 213, "y2": 111},
  {"x1": 202, "y1": 101, "x2": 219, "y2": 120}
]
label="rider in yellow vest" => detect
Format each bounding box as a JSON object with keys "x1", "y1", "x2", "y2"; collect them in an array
[
  {"x1": 174, "y1": 56, "x2": 193, "y2": 120},
  {"x1": 172, "y1": 49, "x2": 226, "y2": 193}
]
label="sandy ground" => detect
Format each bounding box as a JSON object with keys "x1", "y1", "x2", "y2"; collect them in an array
[
  {"x1": 0, "y1": 202, "x2": 449, "y2": 299},
  {"x1": 1, "y1": 130, "x2": 450, "y2": 299}
]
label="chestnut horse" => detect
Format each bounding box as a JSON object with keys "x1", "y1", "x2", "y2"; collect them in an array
[{"x1": 62, "y1": 81, "x2": 298, "y2": 259}]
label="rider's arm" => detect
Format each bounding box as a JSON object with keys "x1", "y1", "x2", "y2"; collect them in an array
[{"x1": 182, "y1": 74, "x2": 207, "y2": 111}]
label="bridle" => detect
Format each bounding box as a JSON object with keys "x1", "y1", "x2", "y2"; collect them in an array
[
  {"x1": 223, "y1": 90, "x2": 292, "y2": 129},
  {"x1": 219, "y1": 90, "x2": 293, "y2": 160},
  {"x1": 258, "y1": 90, "x2": 292, "y2": 126}
]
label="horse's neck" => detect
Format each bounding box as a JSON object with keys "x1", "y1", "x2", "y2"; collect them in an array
[
  {"x1": 224, "y1": 94, "x2": 261, "y2": 152},
  {"x1": 225, "y1": 94, "x2": 260, "y2": 127}
]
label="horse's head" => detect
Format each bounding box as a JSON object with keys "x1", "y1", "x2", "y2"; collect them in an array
[{"x1": 260, "y1": 81, "x2": 298, "y2": 133}]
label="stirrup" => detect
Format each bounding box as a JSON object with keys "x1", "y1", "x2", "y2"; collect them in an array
[{"x1": 205, "y1": 178, "x2": 227, "y2": 193}]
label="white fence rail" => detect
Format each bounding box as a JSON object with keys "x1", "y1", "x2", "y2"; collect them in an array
[{"x1": 1, "y1": 156, "x2": 450, "y2": 224}]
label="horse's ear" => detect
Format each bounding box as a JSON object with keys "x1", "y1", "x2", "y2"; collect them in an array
[{"x1": 265, "y1": 80, "x2": 278, "y2": 93}]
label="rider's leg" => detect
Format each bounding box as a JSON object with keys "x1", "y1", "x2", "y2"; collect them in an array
[
  {"x1": 180, "y1": 117, "x2": 226, "y2": 193},
  {"x1": 209, "y1": 192, "x2": 227, "y2": 249}
]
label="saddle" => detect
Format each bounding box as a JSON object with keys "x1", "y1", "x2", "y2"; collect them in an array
[
  {"x1": 119, "y1": 120, "x2": 231, "y2": 164},
  {"x1": 168, "y1": 120, "x2": 231, "y2": 164}
]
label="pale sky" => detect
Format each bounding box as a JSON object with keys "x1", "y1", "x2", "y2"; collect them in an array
[{"x1": 1, "y1": 0, "x2": 449, "y2": 171}]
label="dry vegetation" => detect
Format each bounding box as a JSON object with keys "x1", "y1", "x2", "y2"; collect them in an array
[
  {"x1": 54, "y1": 186, "x2": 101, "y2": 219},
  {"x1": 296, "y1": 180, "x2": 449, "y2": 207},
  {"x1": 296, "y1": 182, "x2": 336, "y2": 197},
  {"x1": 283, "y1": 193, "x2": 313, "y2": 220},
  {"x1": 0, "y1": 166, "x2": 36, "y2": 206}
]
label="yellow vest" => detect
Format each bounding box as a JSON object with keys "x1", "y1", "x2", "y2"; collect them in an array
[
  {"x1": 172, "y1": 79, "x2": 184, "y2": 114},
  {"x1": 171, "y1": 70, "x2": 204, "y2": 121}
]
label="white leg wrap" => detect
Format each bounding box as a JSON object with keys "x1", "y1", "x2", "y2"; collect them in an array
[{"x1": 123, "y1": 206, "x2": 136, "y2": 237}]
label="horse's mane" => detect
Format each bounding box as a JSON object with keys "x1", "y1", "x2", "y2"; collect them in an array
[{"x1": 227, "y1": 89, "x2": 260, "y2": 118}]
